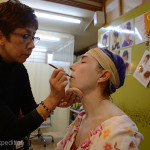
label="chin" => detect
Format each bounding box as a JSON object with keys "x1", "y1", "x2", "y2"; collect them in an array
[
  {"x1": 18, "y1": 60, "x2": 26, "y2": 63},
  {"x1": 18, "y1": 58, "x2": 27, "y2": 63},
  {"x1": 69, "y1": 82, "x2": 77, "y2": 88},
  {"x1": 69, "y1": 84, "x2": 73, "y2": 88}
]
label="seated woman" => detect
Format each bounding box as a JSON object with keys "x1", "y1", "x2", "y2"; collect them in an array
[{"x1": 56, "y1": 48, "x2": 143, "y2": 150}]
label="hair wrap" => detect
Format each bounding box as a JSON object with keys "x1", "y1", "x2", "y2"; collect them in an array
[{"x1": 87, "y1": 48, "x2": 126, "y2": 93}]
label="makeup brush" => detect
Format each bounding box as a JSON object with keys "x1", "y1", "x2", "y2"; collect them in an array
[{"x1": 49, "y1": 64, "x2": 70, "y2": 77}]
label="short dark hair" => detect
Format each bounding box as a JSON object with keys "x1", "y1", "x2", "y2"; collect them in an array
[
  {"x1": 122, "y1": 50, "x2": 128, "y2": 59},
  {"x1": 103, "y1": 34, "x2": 108, "y2": 40},
  {"x1": 126, "y1": 22, "x2": 131, "y2": 30},
  {"x1": 145, "y1": 54, "x2": 150, "y2": 60},
  {"x1": 103, "y1": 80, "x2": 112, "y2": 96},
  {"x1": 0, "y1": 0, "x2": 38, "y2": 39},
  {"x1": 113, "y1": 31, "x2": 119, "y2": 37}
]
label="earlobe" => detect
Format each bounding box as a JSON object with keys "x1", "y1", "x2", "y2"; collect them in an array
[
  {"x1": 0, "y1": 40, "x2": 4, "y2": 45},
  {"x1": 0, "y1": 31, "x2": 5, "y2": 46},
  {"x1": 98, "y1": 70, "x2": 111, "y2": 83}
]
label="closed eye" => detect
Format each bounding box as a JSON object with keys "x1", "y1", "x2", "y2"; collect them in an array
[{"x1": 80, "y1": 55, "x2": 88, "y2": 63}]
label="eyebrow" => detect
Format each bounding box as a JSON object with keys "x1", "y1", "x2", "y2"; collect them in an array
[
  {"x1": 26, "y1": 29, "x2": 32, "y2": 34},
  {"x1": 23, "y1": 28, "x2": 35, "y2": 35}
]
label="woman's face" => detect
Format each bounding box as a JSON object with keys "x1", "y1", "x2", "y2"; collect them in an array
[
  {"x1": 124, "y1": 33, "x2": 130, "y2": 41},
  {"x1": 102, "y1": 39, "x2": 107, "y2": 46},
  {"x1": 0, "y1": 27, "x2": 36, "y2": 63},
  {"x1": 69, "y1": 53, "x2": 101, "y2": 92},
  {"x1": 113, "y1": 35, "x2": 117, "y2": 43},
  {"x1": 123, "y1": 56, "x2": 128, "y2": 63}
]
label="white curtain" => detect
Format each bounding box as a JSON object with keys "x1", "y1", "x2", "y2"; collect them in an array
[
  {"x1": 48, "y1": 40, "x2": 74, "y2": 67},
  {"x1": 24, "y1": 63, "x2": 51, "y2": 103},
  {"x1": 24, "y1": 33, "x2": 74, "y2": 134},
  {"x1": 26, "y1": 36, "x2": 74, "y2": 67},
  {"x1": 24, "y1": 63, "x2": 71, "y2": 133}
]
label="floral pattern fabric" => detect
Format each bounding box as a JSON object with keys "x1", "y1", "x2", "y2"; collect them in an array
[{"x1": 56, "y1": 111, "x2": 143, "y2": 150}]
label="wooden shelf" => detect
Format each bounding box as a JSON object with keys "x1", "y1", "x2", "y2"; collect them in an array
[
  {"x1": 69, "y1": 108, "x2": 80, "y2": 124},
  {"x1": 70, "y1": 108, "x2": 80, "y2": 114}
]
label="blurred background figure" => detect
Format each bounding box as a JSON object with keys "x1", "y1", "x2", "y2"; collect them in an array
[
  {"x1": 122, "y1": 22, "x2": 133, "y2": 48},
  {"x1": 102, "y1": 33, "x2": 108, "y2": 49},
  {"x1": 122, "y1": 50, "x2": 131, "y2": 75},
  {"x1": 112, "y1": 31, "x2": 120, "y2": 51}
]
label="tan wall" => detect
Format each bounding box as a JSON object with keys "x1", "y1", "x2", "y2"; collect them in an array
[
  {"x1": 122, "y1": 0, "x2": 142, "y2": 14},
  {"x1": 0, "y1": 0, "x2": 7, "y2": 2},
  {"x1": 105, "y1": 0, "x2": 144, "y2": 24},
  {"x1": 106, "y1": 0, "x2": 120, "y2": 23},
  {"x1": 143, "y1": 0, "x2": 150, "y2": 3}
]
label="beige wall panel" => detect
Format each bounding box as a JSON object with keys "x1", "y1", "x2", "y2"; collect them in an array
[
  {"x1": 143, "y1": 0, "x2": 150, "y2": 3},
  {"x1": 0, "y1": 0, "x2": 7, "y2": 2},
  {"x1": 122, "y1": 0, "x2": 142, "y2": 14},
  {"x1": 106, "y1": 0, "x2": 119, "y2": 23}
]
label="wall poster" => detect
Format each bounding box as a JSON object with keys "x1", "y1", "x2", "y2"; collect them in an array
[
  {"x1": 110, "y1": 26, "x2": 121, "y2": 51},
  {"x1": 118, "y1": 48, "x2": 132, "y2": 75},
  {"x1": 135, "y1": 11, "x2": 150, "y2": 45},
  {"x1": 99, "y1": 31, "x2": 109, "y2": 50},
  {"x1": 133, "y1": 50, "x2": 150, "y2": 87},
  {"x1": 121, "y1": 19, "x2": 134, "y2": 48}
]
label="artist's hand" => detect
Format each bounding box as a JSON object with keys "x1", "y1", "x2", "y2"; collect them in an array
[
  {"x1": 49, "y1": 68, "x2": 68, "y2": 107},
  {"x1": 57, "y1": 88, "x2": 83, "y2": 107}
]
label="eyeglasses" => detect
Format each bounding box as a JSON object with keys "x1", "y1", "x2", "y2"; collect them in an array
[{"x1": 11, "y1": 33, "x2": 40, "y2": 44}]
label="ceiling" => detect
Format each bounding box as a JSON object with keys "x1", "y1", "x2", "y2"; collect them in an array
[{"x1": 19, "y1": 0, "x2": 104, "y2": 55}]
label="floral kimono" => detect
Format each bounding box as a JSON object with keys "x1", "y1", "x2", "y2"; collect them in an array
[{"x1": 56, "y1": 111, "x2": 143, "y2": 150}]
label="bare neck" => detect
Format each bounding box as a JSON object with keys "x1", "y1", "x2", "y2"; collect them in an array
[{"x1": 82, "y1": 88, "x2": 110, "y2": 119}]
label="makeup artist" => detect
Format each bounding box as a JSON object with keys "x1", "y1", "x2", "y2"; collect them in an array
[{"x1": 0, "y1": 0, "x2": 82, "y2": 149}]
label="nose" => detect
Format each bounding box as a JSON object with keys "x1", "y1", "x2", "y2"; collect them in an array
[
  {"x1": 69, "y1": 64, "x2": 73, "y2": 71},
  {"x1": 69, "y1": 62, "x2": 77, "y2": 71},
  {"x1": 27, "y1": 40, "x2": 35, "y2": 50}
]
